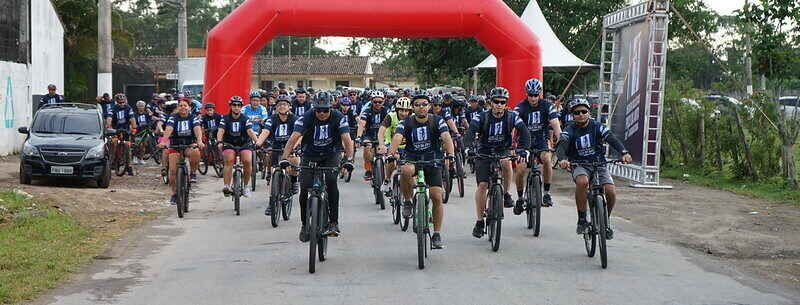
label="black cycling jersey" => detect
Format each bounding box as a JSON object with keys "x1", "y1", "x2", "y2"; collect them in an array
[
  {"x1": 294, "y1": 110, "x2": 349, "y2": 157},
  {"x1": 514, "y1": 99, "x2": 560, "y2": 141},
  {"x1": 133, "y1": 110, "x2": 152, "y2": 129},
  {"x1": 292, "y1": 100, "x2": 312, "y2": 116},
  {"x1": 263, "y1": 113, "x2": 297, "y2": 149},
  {"x1": 108, "y1": 104, "x2": 135, "y2": 130},
  {"x1": 556, "y1": 119, "x2": 626, "y2": 163},
  {"x1": 219, "y1": 113, "x2": 253, "y2": 147},
  {"x1": 166, "y1": 113, "x2": 201, "y2": 146},
  {"x1": 465, "y1": 110, "x2": 530, "y2": 154},
  {"x1": 394, "y1": 114, "x2": 448, "y2": 159},
  {"x1": 201, "y1": 113, "x2": 223, "y2": 130},
  {"x1": 359, "y1": 105, "x2": 389, "y2": 137}
]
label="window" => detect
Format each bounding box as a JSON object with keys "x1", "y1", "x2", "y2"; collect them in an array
[
  {"x1": 297, "y1": 80, "x2": 304, "y2": 89},
  {"x1": 296, "y1": 80, "x2": 313, "y2": 89},
  {"x1": 261, "y1": 80, "x2": 273, "y2": 90},
  {"x1": 335, "y1": 81, "x2": 350, "y2": 87},
  {"x1": 0, "y1": 0, "x2": 26, "y2": 63},
  {"x1": 32, "y1": 113, "x2": 101, "y2": 135}
]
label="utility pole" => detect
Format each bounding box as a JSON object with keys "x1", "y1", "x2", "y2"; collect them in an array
[
  {"x1": 177, "y1": 0, "x2": 188, "y2": 58},
  {"x1": 97, "y1": 0, "x2": 113, "y2": 96},
  {"x1": 743, "y1": 0, "x2": 753, "y2": 95}
]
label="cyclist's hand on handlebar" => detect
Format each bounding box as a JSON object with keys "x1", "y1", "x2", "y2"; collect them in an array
[
  {"x1": 157, "y1": 141, "x2": 168, "y2": 149},
  {"x1": 516, "y1": 149, "x2": 530, "y2": 161},
  {"x1": 342, "y1": 161, "x2": 355, "y2": 172},
  {"x1": 622, "y1": 153, "x2": 633, "y2": 164},
  {"x1": 354, "y1": 137, "x2": 362, "y2": 145},
  {"x1": 278, "y1": 159, "x2": 292, "y2": 169},
  {"x1": 558, "y1": 159, "x2": 571, "y2": 170}
]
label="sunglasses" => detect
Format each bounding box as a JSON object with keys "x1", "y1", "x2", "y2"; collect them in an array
[
  {"x1": 492, "y1": 100, "x2": 507, "y2": 105},
  {"x1": 373, "y1": 100, "x2": 384, "y2": 104},
  {"x1": 432, "y1": 104, "x2": 442, "y2": 107},
  {"x1": 315, "y1": 108, "x2": 331, "y2": 113},
  {"x1": 230, "y1": 103, "x2": 243, "y2": 107},
  {"x1": 572, "y1": 109, "x2": 589, "y2": 115},
  {"x1": 413, "y1": 103, "x2": 429, "y2": 107}
]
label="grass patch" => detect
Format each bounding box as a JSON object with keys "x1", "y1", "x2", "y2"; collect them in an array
[
  {"x1": 0, "y1": 190, "x2": 101, "y2": 304},
  {"x1": 662, "y1": 167, "x2": 800, "y2": 206}
]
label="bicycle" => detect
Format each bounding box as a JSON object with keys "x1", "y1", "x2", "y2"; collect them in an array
[
  {"x1": 476, "y1": 152, "x2": 513, "y2": 252},
  {"x1": 267, "y1": 148, "x2": 293, "y2": 227},
  {"x1": 169, "y1": 144, "x2": 194, "y2": 218},
  {"x1": 201, "y1": 128, "x2": 224, "y2": 177},
  {"x1": 132, "y1": 128, "x2": 155, "y2": 162},
  {"x1": 522, "y1": 148, "x2": 555, "y2": 236},
  {"x1": 250, "y1": 147, "x2": 259, "y2": 192},
  {"x1": 293, "y1": 162, "x2": 343, "y2": 274},
  {"x1": 406, "y1": 159, "x2": 442, "y2": 269},
  {"x1": 223, "y1": 143, "x2": 250, "y2": 216},
  {"x1": 363, "y1": 140, "x2": 386, "y2": 210},
  {"x1": 111, "y1": 130, "x2": 132, "y2": 177},
  {"x1": 570, "y1": 159, "x2": 621, "y2": 269}
]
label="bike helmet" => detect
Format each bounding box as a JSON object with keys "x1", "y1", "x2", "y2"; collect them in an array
[
  {"x1": 136, "y1": 100, "x2": 146, "y2": 107},
  {"x1": 250, "y1": 91, "x2": 262, "y2": 98},
  {"x1": 385, "y1": 90, "x2": 397, "y2": 98},
  {"x1": 164, "y1": 100, "x2": 178, "y2": 113},
  {"x1": 395, "y1": 97, "x2": 412, "y2": 110},
  {"x1": 524, "y1": 78, "x2": 543, "y2": 96},
  {"x1": 204, "y1": 102, "x2": 216, "y2": 109},
  {"x1": 47, "y1": 84, "x2": 56, "y2": 90},
  {"x1": 546, "y1": 94, "x2": 557, "y2": 101},
  {"x1": 229, "y1": 96, "x2": 244, "y2": 104},
  {"x1": 453, "y1": 96, "x2": 467, "y2": 107},
  {"x1": 442, "y1": 93, "x2": 453, "y2": 100},
  {"x1": 431, "y1": 95, "x2": 443, "y2": 104},
  {"x1": 411, "y1": 93, "x2": 430, "y2": 103},
  {"x1": 314, "y1": 91, "x2": 333, "y2": 108},
  {"x1": 277, "y1": 81, "x2": 286, "y2": 89},
  {"x1": 467, "y1": 96, "x2": 478, "y2": 102},
  {"x1": 369, "y1": 90, "x2": 385, "y2": 100},
  {"x1": 568, "y1": 98, "x2": 591, "y2": 111},
  {"x1": 276, "y1": 94, "x2": 291, "y2": 103},
  {"x1": 340, "y1": 97, "x2": 352, "y2": 105},
  {"x1": 489, "y1": 87, "x2": 510, "y2": 100}
]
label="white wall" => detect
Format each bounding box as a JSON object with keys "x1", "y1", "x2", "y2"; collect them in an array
[
  {"x1": 30, "y1": 0, "x2": 64, "y2": 96},
  {"x1": 0, "y1": 62, "x2": 32, "y2": 155}
]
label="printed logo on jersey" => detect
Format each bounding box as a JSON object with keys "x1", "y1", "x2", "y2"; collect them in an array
[
  {"x1": 528, "y1": 111, "x2": 542, "y2": 131},
  {"x1": 411, "y1": 126, "x2": 431, "y2": 151},
  {"x1": 371, "y1": 114, "x2": 382, "y2": 128},
  {"x1": 576, "y1": 134, "x2": 595, "y2": 156},
  {"x1": 177, "y1": 120, "x2": 191, "y2": 136},
  {"x1": 488, "y1": 120, "x2": 505, "y2": 143},
  {"x1": 313, "y1": 124, "x2": 333, "y2": 146},
  {"x1": 138, "y1": 114, "x2": 147, "y2": 124},
  {"x1": 231, "y1": 121, "x2": 241, "y2": 135}
]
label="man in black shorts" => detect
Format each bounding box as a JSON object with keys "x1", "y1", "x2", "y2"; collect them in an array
[
  {"x1": 388, "y1": 93, "x2": 455, "y2": 249},
  {"x1": 256, "y1": 94, "x2": 300, "y2": 215}
]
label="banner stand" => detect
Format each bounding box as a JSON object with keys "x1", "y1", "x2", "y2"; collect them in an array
[{"x1": 599, "y1": 0, "x2": 672, "y2": 189}]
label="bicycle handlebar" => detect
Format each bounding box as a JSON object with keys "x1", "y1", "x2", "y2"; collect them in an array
[{"x1": 568, "y1": 159, "x2": 623, "y2": 168}]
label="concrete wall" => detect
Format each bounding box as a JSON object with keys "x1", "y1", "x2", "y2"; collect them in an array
[
  {"x1": 0, "y1": 62, "x2": 32, "y2": 155},
  {"x1": 30, "y1": 0, "x2": 64, "y2": 96}
]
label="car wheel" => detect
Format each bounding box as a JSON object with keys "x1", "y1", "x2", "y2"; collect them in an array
[
  {"x1": 19, "y1": 163, "x2": 31, "y2": 185},
  {"x1": 97, "y1": 160, "x2": 111, "y2": 188}
]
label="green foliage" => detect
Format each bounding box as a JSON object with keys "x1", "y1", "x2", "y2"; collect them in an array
[{"x1": 662, "y1": 167, "x2": 800, "y2": 206}]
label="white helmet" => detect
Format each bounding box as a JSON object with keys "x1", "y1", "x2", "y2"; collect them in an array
[{"x1": 369, "y1": 90, "x2": 385, "y2": 100}]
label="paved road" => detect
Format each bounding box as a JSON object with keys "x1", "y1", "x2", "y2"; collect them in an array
[{"x1": 37, "y1": 163, "x2": 796, "y2": 305}]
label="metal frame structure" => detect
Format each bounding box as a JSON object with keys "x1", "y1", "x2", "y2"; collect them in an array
[{"x1": 599, "y1": 0, "x2": 672, "y2": 188}]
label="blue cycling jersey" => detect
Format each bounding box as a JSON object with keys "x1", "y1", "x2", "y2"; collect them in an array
[{"x1": 242, "y1": 104, "x2": 268, "y2": 133}]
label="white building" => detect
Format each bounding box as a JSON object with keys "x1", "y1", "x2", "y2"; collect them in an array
[{"x1": 0, "y1": 0, "x2": 65, "y2": 155}]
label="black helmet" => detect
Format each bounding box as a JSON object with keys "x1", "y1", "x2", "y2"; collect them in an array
[
  {"x1": 314, "y1": 91, "x2": 333, "y2": 108},
  {"x1": 229, "y1": 96, "x2": 244, "y2": 104},
  {"x1": 295, "y1": 87, "x2": 307, "y2": 94},
  {"x1": 277, "y1": 81, "x2": 286, "y2": 89},
  {"x1": 411, "y1": 93, "x2": 430, "y2": 103},
  {"x1": 568, "y1": 98, "x2": 591, "y2": 111},
  {"x1": 489, "y1": 87, "x2": 510, "y2": 100},
  {"x1": 204, "y1": 102, "x2": 216, "y2": 109},
  {"x1": 276, "y1": 94, "x2": 291, "y2": 103}
]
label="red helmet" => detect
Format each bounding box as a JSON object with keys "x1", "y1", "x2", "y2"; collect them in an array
[{"x1": 47, "y1": 84, "x2": 56, "y2": 90}]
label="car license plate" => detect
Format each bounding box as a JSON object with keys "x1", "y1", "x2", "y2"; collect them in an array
[{"x1": 51, "y1": 166, "x2": 74, "y2": 175}]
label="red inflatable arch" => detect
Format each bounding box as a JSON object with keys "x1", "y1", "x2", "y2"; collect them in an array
[{"x1": 204, "y1": 0, "x2": 542, "y2": 113}]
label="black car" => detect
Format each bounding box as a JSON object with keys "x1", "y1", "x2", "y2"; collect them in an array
[{"x1": 18, "y1": 103, "x2": 113, "y2": 188}]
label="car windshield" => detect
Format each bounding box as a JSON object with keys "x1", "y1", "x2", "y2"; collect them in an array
[
  {"x1": 32, "y1": 113, "x2": 100, "y2": 135},
  {"x1": 780, "y1": 98, "x2": 798, "y2": 107}
]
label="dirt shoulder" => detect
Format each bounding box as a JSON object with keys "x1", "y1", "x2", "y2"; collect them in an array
[
  {"x1": 551, "y1": 170, "x2": 800, "y2": 293},
  {"x1": 0, "y1": 155, "x2": 169, "y2": 258}
]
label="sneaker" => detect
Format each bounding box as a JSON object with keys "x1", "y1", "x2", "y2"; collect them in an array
[
  {"x1": 190, "y1": 174, "x2": 198, "y2": 183},
  {"x1": 542, "y1": 193, "x2": 553, "y2": 207},
  {"x1": 169, "y1": 194, "x2": 177, "y2": 205},
  {"x1": 243, "y1": 187, "x2": 251, "y2": 198},
  {"x1": 402, "y1": 200, "x2": 413, "y2": 218},
  {"x1": 363, "y1": 170, "x2": 373, "y2": 181},
  {"x1": 381, "y1": 181, "x2": 391, "y2": 195},
  {"x1": 161, "y1": 168, "x2": 167, "y2": 177},
  {"x1": 503, "y1": 192, "x2": 514, "y2": 208},
  {"x1": 513, "y1": 197, "x2": 526, "y2": 215},
  {"x1": 299, "y1": 226, "x2": 309, "y2": 242},
  {"x1": 472, "y1": 221, "x2": 485, "y2": 238},
  {"x1": 576, "y1": 219, "x2": 590, "y2": 235},
  {"x1": 326, "y1": 223, "x2": 341, "y2": 237},
  {"x1": 264, "y1": 206, "x2": 272, "y2": 216},
  {"x1": 431, "y1": 233, "x2": 444, "y2": 249},
  {"x1": 222, "y1": 186, "x2": 232, "y2": 197},
  {"x1": 132, "y1": 157, "x2": 139, "y2": 164},
  {"x1": 606, "y1": 225, "x2": 614, "y2": 240},
  {"x1": 126, "y1": 166, "x2": 134, "y2": 176},
  {"x1": 138, "y1": 159, "x2": 146, "y2": 165}
]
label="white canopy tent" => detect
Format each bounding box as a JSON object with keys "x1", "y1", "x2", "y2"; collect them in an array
[{"x1": 474, "y1": 0, "x2": 597, "y2": 73}]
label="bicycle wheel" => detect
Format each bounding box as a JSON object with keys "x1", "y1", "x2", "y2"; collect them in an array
[
  {"x1": 198, "y1": 147, "x2": 209, "y2": 175},
  {"x1": 373, "y1": 159, "x2": 385, "y2": 210},
  {"x1": 233, "y1": 169, "x2": 242, "y2": 216},
  {"x1": 442, "y1": 165, "x2": 452, "y2": 203},
  {"x1": 143, "y1": 135, "x2": 154, "y2": 160},
  {"x1": 490, "y1": 184, "x2": 503, "y2": 252},
  {"x1": 596, "y1": 194, "x2": 609, "y2": 269},
  {"x1": 281, "y1": 175, "x2": 293, "y2": 221},
  {"x1": 212, "y1": 148, "x2": 223, "y2": 178},
  {"x1": 308, "y1": 196, "x2": 319, "y2": 273},
  {"x1": 153, "y1": 146, "x2": 162, "y2": 165},
  {"x1": 528, "y1": 173, "x2": 543, "y2": 236},
  {"x1": 318, "y1": 199, "x2": 328, "y2": 262},
  {"x1": 176, "y1": 166, "x2": 186, "y2": 218},
  {"x1": 250, "y1": 154, "x2": 258, "y2": 192},
  {"x1": 183, "y1": 165, "x2": 190, "y2": 213},
  {"x1": 414, "y1": 193, "x2": 427, "y2": 269},
  {"x1": 115, "y1": 143, "x2": 127, "y2": 176},
  {"x1": 269, "y1": 170, "x2": 282, "y2": 227},
  {"x1": 455, "y1": 153, "x2": 465, "y2": 198},
  {"x1": 584, "y1": 198, "x2": 597, "y2": 257},
  {"x1": 391, "y1": 173, "x2": 401, "y2": 225}
]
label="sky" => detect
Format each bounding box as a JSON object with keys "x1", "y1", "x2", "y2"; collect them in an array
[{"x1": 314, "y1": 0, "x2": 749, "y2": 55}]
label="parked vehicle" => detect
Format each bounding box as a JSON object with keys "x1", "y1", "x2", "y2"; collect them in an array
[
  {"x1": 18, "y1": 103, "x2": 113, "y2": 188},
  {"x1": 779, "y1": 96, "x2": 799, "y2": 119}
]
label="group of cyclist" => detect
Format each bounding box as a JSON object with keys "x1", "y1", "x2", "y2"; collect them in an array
[{"x1": 111, "y1": 77, "x2": 631, "y2": 253}]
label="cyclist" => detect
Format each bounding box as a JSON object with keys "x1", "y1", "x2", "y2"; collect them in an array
[
  {"x1": 98, "y1": 93, "x2": 113, "y2": 117},
  {"x1": 429, "y1": 96, "x2": 461, "y2": 139},
  {"x1": 132, "y1": 100, "x2": 154, "y2": 165},
  {"x1": 200, "y1": 103, "x2": 222, "y2": 130},
  {"x1": 559, "y1": 97, "x2": 579, "y2": 127},
  {"x1": 388, "y1": 93, "x2": 454, "y2": 249},
  {"x1": 292, "y1": 88, "x2": 312, "y2": 115},
  {"x1": 279, "y1": 91, "x2": 354, "y2": 241},
  {"x1": 465, "y1": 96, "x2": 484, "y2": 122},
  {"x1": 157, "y1": 99, "x2": 204, "y2": 204},
  {"x1": 355, "y1": 91, "x2": 389, "y2": 181},
  {"x1": 464, "y1": 87, "x2": 531, "y2": 238},
  {"x1": 217, "y1": 96, "x2": 259, "y2": 197},
  {"x1": 186, "y1": 91, "x2": 203, "y2": 115},
  {"x1": 106, "y1": 94, "x2": 138, "y2": 175},
  {"x1": 377, "y1": 96, "x2": 413, "y2": 193},
  {"x1": 39, "y1": 84, "x2": 64, "y2": 109},
  {"x1": 451, "y1": 96, "x2": 470, "y2": 130},
  {"x1": 256, "y1": 94, "x2": 300, "y2": 215},
  {"x1": 556, "y1": 99, "x2": 632, "y2": 239},
  {"x1": 513, "y1": 78, "x2": 562, "y2": 212},
  {"x1": 244, "y1": 91, "x2": 268, "y2": 135}
]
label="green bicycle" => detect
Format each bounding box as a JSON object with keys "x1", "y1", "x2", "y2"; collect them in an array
[{"x1": 406, "y1": 159, "x2": 442, "y2": 270}]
